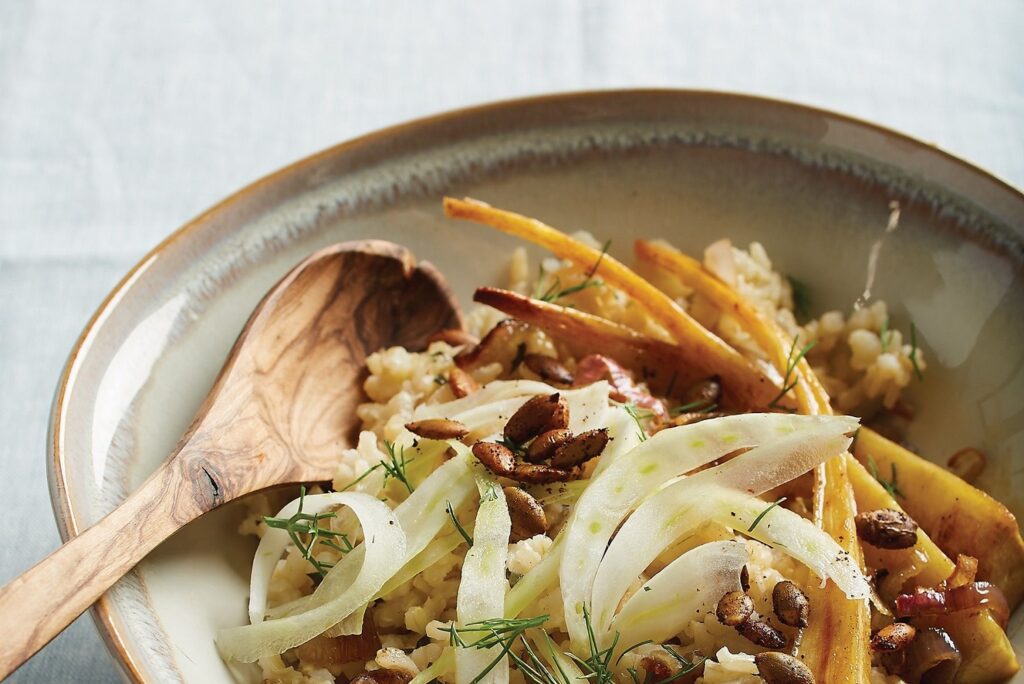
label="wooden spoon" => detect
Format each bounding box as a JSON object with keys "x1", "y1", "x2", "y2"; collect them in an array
[{"x1": 0, "y1": 240, "x2": 462, "y2": 678}]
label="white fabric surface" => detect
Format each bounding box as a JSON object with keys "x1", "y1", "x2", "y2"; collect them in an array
[{"x1": 1, "y1": 1, "x2": 1021, "y2": 681}]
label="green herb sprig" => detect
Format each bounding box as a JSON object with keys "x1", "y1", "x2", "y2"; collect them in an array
[
  {"x1": 566, "y1": 604, "x2": 619, "y2": 684},
  {"x1": 624, "y1": 403, "x2": 654, "y2": 442},
  {"x1": 569, "y1": 605, "x2": 703, "y2": 684},
  {"x1": 480, "y1": 481, "x2": 501, "y2": 503},
  {"x1": 879, "y1": 317, "x2": 892, "y2": 349},
  {"x1": 538, "y1": 240, "x2": 611, "y2": 303},
  {"x1": 444, "y1": 616, "x2": 575, "y2": 684},
  {"x1": 647, "y1": 646, "x2": 705, "y2": 684},
  {"x1": 788, "y1": 276, "x2": 812, "y2": 321},
  {"x1": 768, "y1": 337, "x2": 816, "y2": 409},
  {"x1": 910, "y1": 322, "x2": 924, "y2": 381},
  {"x1": 867, "y1": 455, "x2": 903, "y2": 499},
  {"x1": 747, "y1": 496, "x2": 787, "y2": 533},
  {"x1": 446, "y1": 501, "x2": 474, "y2": 547},
  {"x1": 262, "y1": 486, "x2": 353, "y2": 577},
  {"x1": 380, "y1": 441, "x2": 415, "y2": 494},
  {"x1": 340, "y1": 441, "x2": 418, "y2": 494},
  {"x1": 444, "y1": 615, "x2": 549, "y2": 650},
  {"x1": 444, "y1": 604, "x2": 700, "y2": 684},
  {"x1": 879, "y1": 318, "x2": 923, "y2": 381},
  {"x1": 669, "y1": 400, "x2": 718, "y2": 416},
  {"x1": 442, "y1": 615, "x2": 550, "y2": 684},
  {"x1": 512, "y1": 629, "x2": 574, "y2": 684}
]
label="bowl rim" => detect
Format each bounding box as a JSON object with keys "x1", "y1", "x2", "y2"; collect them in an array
[{"x1": 45, "y1": 87, "x2": 1024, "y2": 682}]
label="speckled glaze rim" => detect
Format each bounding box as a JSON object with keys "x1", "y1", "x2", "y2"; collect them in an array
[{"x1": 46, "y1": 89, "x2": 1024, "y2": 683}]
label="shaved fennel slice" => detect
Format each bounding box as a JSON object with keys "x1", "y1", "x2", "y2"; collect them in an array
[
  {"x1": 428, "y1": 381, "x2": 609, "y2": 444},
  {"x1": 456, "y1": 477, "x2": 511, "y2": 684},
  {"x1": 459, "y1": 380, "x2": 608, "y2": 437},
  {"x1": 707, "y1": 486, "x2": 869, "y2": 598},
  {"x1": 317, "y1": 552, "x2": 370, "y2": 638},
  {"x1": 559, "y1": 413, "x2": 843, "y2": 649},
  {"x1": 590, "y1": 404, "x2": 644, "y2": 477},
  {"x1": 217, "y1": 493, "x2": 404, "y2": 662},
  {"x1": 380, "y1": 533, "x2": 465, "y2": 599},
  {"x1": 393, "y1": 381, "x2": 571, "y2": 486},
  {"x1": 269, "y1": 383, "x2": 607, "y2": 630},
  {"x1": 591, "y1": 418, "x2": 859, "y2": 637},
  {"x1": 527, "y1": 628, "x2": 585, "y2": 682},
  {"x1": 322, "y1": 533, "x2": 466, "y2": 638},
  {"x1": 411, "y1": 648, "x2": 455, "y2": 684},
  {"x1": 562, "y1": 381, "x2": 610, "y2": 434},
  {"x1": 433, "y1": 396, "x2": 547, "y2": 443},
  {"x1": 402, "y1": 380, "x2": 609, "y2": 456},
  {"x1": 610, "y1": 541, "x2": 746, "y2": 649},
  {"x1": 351, "y1": 444, "x2": 474, "y2": 571},
  {"x1": 248, "y1": 493, "x2": 363, "y2": 625},
  {"x1": 502, "y1": 399, "x2": 630, "y2": 617},
  {"x1": 415, "y1": 379, "x2": 608, "y2": 426},
  {"x1": 414, "y1": 379, "x2": 559, "y2": 419},
  {"x1": 268, "y1": 448, "x2": 477, "y2": 622}
]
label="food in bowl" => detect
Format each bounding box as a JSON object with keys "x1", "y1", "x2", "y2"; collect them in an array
[{"x1": 216, "y1": 198, "x2": 1023, "y2": 684}]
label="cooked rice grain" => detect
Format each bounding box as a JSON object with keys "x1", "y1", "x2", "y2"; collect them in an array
[{"x1": 507, "y1": 534, "x2": 554, "y2": 576}]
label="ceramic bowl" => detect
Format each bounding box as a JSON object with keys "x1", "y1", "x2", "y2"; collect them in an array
[{"x1": 48, "y1": 90, "x2": 1024, "y2": 682}]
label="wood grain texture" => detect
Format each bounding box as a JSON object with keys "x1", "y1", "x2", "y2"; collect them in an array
[{"x1": 0, "y1": 240, "x2": 461, "y2": 679}]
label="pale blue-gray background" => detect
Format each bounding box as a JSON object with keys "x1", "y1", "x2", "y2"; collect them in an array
[{"x1": 1, "y1": 1, "x2": 1022, "y2": 681}]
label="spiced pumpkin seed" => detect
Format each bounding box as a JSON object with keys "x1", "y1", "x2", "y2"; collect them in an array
[
  {"x1": 504, "y1": 393, "x2": 569, "y2": 444},
  {"x1": 523, "y1": 354, "x2": 574, "y2": 385},
  {"x1": 503, "y1": 486, "x2": 548, "y2": 541},
  {"x1": 754, "y1": 652, "x2": 815, "y2": 684},
  {"x1": 507, "y1": 461, "x2": 572, "y2": 485},
  {"x1": 855, "y1": 508, "x2": 918, "y2": 549},
  {"x1": 448, "y1": 367, "x2": 480, "y2": 398},
  {"x1": 404, "y1": 419, "x2": 469, "y2": 441},
  {"x1": 772, "y1": 580, "x2": 809, "y2": 628},
  {"x1": 737, "y1": 617, "x2": 786, "y2": 649},
  {"x1": 472, "y1": 441, "x2": 516, "y2": 476},
  {"x1": 525, "y1": 429, "x2": 573, "y2": 463},
  {"x1": 550, "y1": 428, "x2": 609, "y2": 469},
  {"x1": 716, "y1": 590, "x2": 754, "y2": 627}
]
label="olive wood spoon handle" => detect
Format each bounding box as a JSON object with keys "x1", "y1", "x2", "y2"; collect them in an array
[
  {"x1": 0, "y1": 240, "x2": 462, "y2": 679},
  {"x1": 0, "y1": 451, "x2": 218, "y2": 679}
]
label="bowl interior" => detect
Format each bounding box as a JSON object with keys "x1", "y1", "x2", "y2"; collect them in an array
[{"x1": 50, "y1": 92, "x2": 1024, "y2": 682}]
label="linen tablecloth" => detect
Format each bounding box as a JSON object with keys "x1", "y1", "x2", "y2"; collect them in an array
[{"x1": 1, "y1": 1, "x2": 1021, "y2": 680}]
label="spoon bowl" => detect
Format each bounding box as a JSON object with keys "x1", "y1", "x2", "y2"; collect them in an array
[
  {"x1": 174, "y1": 239, "x2": 463, "y2": 501},
  {"x1": 0, "y1": 240, "x2": 461, "y2": 679}
]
